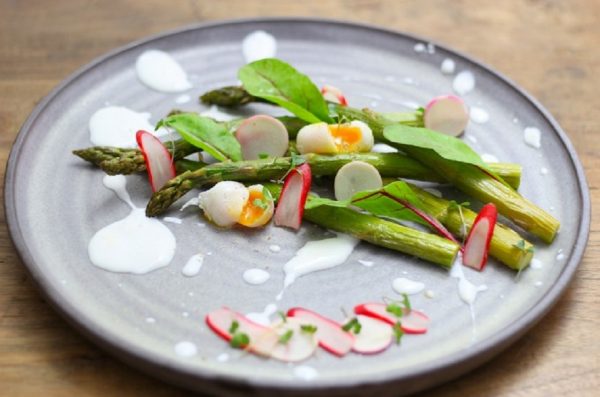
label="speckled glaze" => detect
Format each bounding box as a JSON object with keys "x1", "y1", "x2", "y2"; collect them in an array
[{"x1": 4, "y1": 18, "x2": 590, "y2": 396}]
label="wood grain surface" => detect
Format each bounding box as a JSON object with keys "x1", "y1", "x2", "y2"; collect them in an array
[{"x1": 1, "y1": 1, "x2": 598, "y2": 396}]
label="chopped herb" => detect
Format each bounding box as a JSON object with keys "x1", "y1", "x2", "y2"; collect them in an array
[
  {"x1": 278, "y1": 152, "x2": 306, "y2": 182},
  {"x1": 448, "y1": 200, "x2": 470, "y2": 242},
  {"x1": 229, "y1": 320, "x2": 239, "y2": 335},
  {"x1": 258, "y1": 152, "x2": 269, "y2": 159},
  {"x1": 300, "y1": 324, "x2": 318, "y2": 334},
  {"x1": 342, "y1": 317, "x2": 362, "y2": 334},
  {"x1": 278, "y1": 329, "x2": 294, "y2": 344},
  {"x1": 230, "y1": 332, "x2": 250, "y2": 348},
  {"x1": 392, "y1": 323, "x2": 404, "y2": 344},
  {"x1": 253, "y1": 198, "x2": 268, "y2": 210},
  {"x1": 277, "y1": 311, "x2": 287, "y2": 323},
  {"x1": 386, "y1": 303, "x2": 404, "y2": 318},
  {"x1": 402, "y1": 294, "x2": 412, "y2": 311},
  {"x1": 513, "y1": 239, "x2": 535, "y2": 253}
]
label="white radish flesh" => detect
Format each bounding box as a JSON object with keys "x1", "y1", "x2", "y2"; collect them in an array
[
  {"x1": 235, "y1": 115, "x2": 289, "y2": 160},
  {"x1": 270, "y1": 318, "x2": 318, "y2": 362},
  {"x1": 321, "y1": 85, "x2": 348, "y2": 105},
  {"x1": 424, "y1": 95, "x2": 469, "y2": 136},
  {"x1": 274, "y1": 163, "x2": 311, "y2": 230},
  {"x1": 463, "y1": 219, "x2": 489, "y2": 268},
  {"x1": 287, "y1": 307, "x2": 354, "y2": 356},
  {"x1": 351, "y1": 315, "x2": 393, "y2": 354},
  {"x1": 296, "y1": 123, "x2": 337, "y2": 154},
  {"x1": 334, "y1": 161, "x2": 383, "y2": 201},
  {"x1": 136, "y1": 130, "x2": 176, "y2": 192}
]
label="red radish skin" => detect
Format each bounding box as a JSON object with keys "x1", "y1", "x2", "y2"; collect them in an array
[
  {"x1": 424, "y1": 95, "x2": 469, "y2": 136},
  {"x1": 463, "y1": 203, "x2": 498, "y2": 271},
  {"x1": 354, "y1": 303, "x2": 430, "y2": 334},
  {"x1": 287, "y1": 307, "x2": 355, "y2": 357},
  {"x1": 274, "y1": 163, "x2": 312, "y2": 230},
  {"x1": 321, "y1": 85, "x2": 348, "y2": 106},
  {"x1": 136, "y1": 130, "x2": 176, "y2": 192},
  {"x1": 235, "y1": 115, "x2": 289, "y2": 160}
]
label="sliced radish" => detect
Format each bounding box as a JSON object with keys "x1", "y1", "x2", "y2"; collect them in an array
[
  {"x1": 287, "y1": 307, "x2": 355, "y2": 357},
  {"x1": 235, "y1": 115, "x2": 289, "y2": 160},
  {"x1": 424, "y1": 95, "x2": 469, "y2": 136},
  {"x1": 136, "y1": 130, "x2": 176, "y2": 192},
  {"x1": 274, "y1": 163, "x2": 312, "y2": 230},
  {"x1": 351, "y1": 315, "x2": 393, "y2": 354},
  {"x1": 270, "y1": 317, "x2": 318, "y2": 362},
  {"x1": 205, "y1": 307, "x2": 278, "y2": 356},
  {"x1": 334, "y1": 160, "x2": 383, "y2": 201},
  {"x1": 463, "y1": 203, "x2": 498, "y2": 271},
  {"x1": 321, "y1": 85, "x2": 348, "y2": 106},
  {"x1": 354, "y1": 303, "x2": 430, "y2": 334}
]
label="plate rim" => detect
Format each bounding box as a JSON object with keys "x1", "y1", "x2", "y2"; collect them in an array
[{"x1": 4, "y1": 17, "x2": 591, "y2": 394}]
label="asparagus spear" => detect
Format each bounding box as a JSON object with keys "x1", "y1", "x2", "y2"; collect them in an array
[
  {"x1": 72, "y1": 116, "x2": 307, "y2": 175},
  {"x1": 263, "y1": 183, "x2": 459, "y2": 269},
  {"x1": 145, "y1": 153, "x2": 521, "y2": 217},
  {"x1": 201, "y1": 86, "x2": 559, "y2": 243}
]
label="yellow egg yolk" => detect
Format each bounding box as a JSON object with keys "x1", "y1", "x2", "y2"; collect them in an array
[
  {"x1": 238, "y1": 189, "x2": 269, "y2": 226},
  {"x1": 328, "y1": 124, "x2": 362, "y2": 152}
]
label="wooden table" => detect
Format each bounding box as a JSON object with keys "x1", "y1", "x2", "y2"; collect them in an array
[{"x1": 1, "y1": 1, "x2": 598, "y2": 396}]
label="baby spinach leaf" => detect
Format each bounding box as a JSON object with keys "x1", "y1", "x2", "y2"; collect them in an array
[
  {"x1": 157, "y1": 113, "x2": 242, "y2": 162},
  {"x1": 238, "y1": 58, "x2": 332, "y2": 124},
  {"x1": 304, "y1": 196, "x2": 349, "y2": 210}
]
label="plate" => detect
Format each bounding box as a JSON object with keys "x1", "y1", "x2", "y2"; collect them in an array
[{"x1": 5, "y1": 18, "x2": 590, "y2": 396}]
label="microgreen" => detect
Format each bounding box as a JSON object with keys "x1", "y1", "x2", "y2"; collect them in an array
[
  {"x1": 300, "y1": 324, "x2": 318, "y2": 334},
  {"x1": 386, "y1": 303, "x2": 404, "y2": 318},
  {"x1": 258, "y1": 152, "x2": 269, "y2": 159},
  {"x1": 342, "y1": 317, "x2": 362, "y2": 335},
  {"x1": 278, "y1": 152, "x2": 306, "y2": 182},
  {"x1": 392, "y1": 323, "x2": 404, "y2": 345},
  {"x1": 253, "y1": 198, "x2": 268, "y2": 210},
  {"x1": 230, "y1": 332, "x2": 250, "y2": 349},
  {"x1": 278, "y1": 329, "x2": 294, "y2": 344},
  {"x1": 513, "y1": 239, "x2": 535, "y2": 254},
  {"x1": 448, "y1": 200, "x2": 470, "y2": 242},
  {"x1": 277, "y1": 311, "x2": 287, "y2": 323},
  {"x1": 229, "y1": 320, "x2": 240, "y2": 334}
]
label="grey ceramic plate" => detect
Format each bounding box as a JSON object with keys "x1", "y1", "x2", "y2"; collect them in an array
[{"x1": 5, "y1": 18, "x2": 590, "y2": 396}]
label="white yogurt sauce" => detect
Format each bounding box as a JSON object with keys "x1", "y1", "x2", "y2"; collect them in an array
[
  {"x1": 216, "y1": 353, "x2": 230, "y2": 362},
  {"x1": 540, "y1": 167, "x2": 549, "y2": 175},
  {"x1": 470, "y1": 107, "x2": 489, "y2": 124},
  {"x1": 200, "y1": 105, "x2": 238, "y2": 122},
  {"x1": 413, "y1": 43, "x2": 426, "y2": 53},
  {"x1": 524, "y1": 127, "x2": 542, "y2": 148},
  {"x1": 424, "y1": 290, "x2": 435, "y2": 299},
  {"x1": 174, "y1": 341, "x2": 197, "y2": 357},
  {"x1": 242, "y1": 30, "x2": 277, "y2": 63},
  {"x1": 453, "y1": 71, "x2": 475, "y2": 95},
  {"x1": 175, "y1": 94, "x2": 191, "y2": 104},
  {"x1": 440, "y1": 58, "x2": 456, "y2": 74},
  {"x1": 481, "y1": 153, "x2": 499, "y2": 163},
  {"x1": 358, "y1": 259, "x2": 374, "y2": 267},
  {"x1": 278, "y1": 234, "x2": 359, "y2": 299},
  {"x1": 89, "y1": 106, "x2": 166, "y2": 147},
  {"x1": 450, "y1": 257, "x2": 487, "y2": 341},
  {"x1": 88, "y1": 175, "x2": 176, "y2": 274},
  {"x1": 182, "y1": 254, "x2": 204, "y2": 277},
  {"x1": 136, "y1": 50, "x2": 192, "y2": 93},
  {"x1": 269, "y1": 244, "x2": 281, "y2": 253},
  {"x1": 246, "y1": 303, "x2": 278, "y2": 326},
  {"x1": 371, "y1": 143, "x2": 398, "y2": 153},
  {"x1": 530, "y1": 258, "x2": 543, "y2": 269},
  {"x1": 293, "y1": 365, "x2": 319, "y2": 381},
  {"x1": 243, "y1": 268, "x2": 270, "y2": 285},
  {"x1": 392, "y1": 277, "x2": 425, "y2": 295}
]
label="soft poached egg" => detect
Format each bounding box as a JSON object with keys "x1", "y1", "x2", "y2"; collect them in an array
[{"x1": 296, "y1": 120, "x2": 373, "y2": 155}]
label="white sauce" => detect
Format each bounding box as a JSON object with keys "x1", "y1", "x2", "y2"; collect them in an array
[
  {"x1": 136, "y1": 50, "x2": 192, "y2": 93},
  {"x1": 89, "y1": 176, "x2": 175, "y2": 274},
  {"x1": 540, "y1": 167, "x2": 549, "y2": 175},
  {"x1": 279, "y1": 234, "x2": 359, "y2": 298},
  {"x1": 392, "y1": 277, "x2": 425, "y2": 295},
  {"x1": 481, "y1": 153, "x2": 499, "y2": 163},
  {"x1": 470, "y1": 107, "x2": 490, "y2": 124},
  {"x1": 175, "y1": 94, "x2": 191, "y2": 104},
  {"x1": 427, "y1": 43, "x2": 436, "y2": 54},
  {"x1": 424, "y1": 290, "x2": 435, "y2": 299},
  {"x1": 413, "y1": 43, "x2": 426, "y2": 53},
  {"x1": 246, "y1": 303, "x2": 277, "y2": 326},
  {"x1": 89, "y1": 106, "x2": 166, "y2": 147},
  {"x1": 358, "y1": 259, "x2": 374, "y2": 267},
  {"x1": 269, "y1": 244, "x2": 281, "y2": 253},
  {"x1": 174, "y1": 341, "x2": 197, "y2": 357},
  {"x1": 200, "y1": 105, "x2": 238, "y2": 121},
  {"x1": 293, "y1": 365, "x2": 319, "y2": 381},
  {"x1": 453, "y1": 71, "x2": 475, "y2": 95},
  {"x1": 371, "y1": 143, "x2": 398, "y2": 153},
  {"x1": 216, "y1": 353, "x2": 230, "y2": 362},
  {"x1": 182, "y1": 254, "x2": 204, "y2": 277},
  {"x1": 440, "y1": 58, "x2": 456, "y2": 74},
  {"x1": 243, "y1": 268, "x2": 271, "y2": 285},
  {"x1": 524, "y1": 127, "x2": 542, "y2": 148},
  {"x1": 534, "y1": 281, "x2": 543, "y2": 287},
  {"x1": 450, "y1": 258, "x2": 487, "y2": 342},
  {"x1": 556, "y1": 253, "x2": 565, "y2": 261},
  {"x1": 163, "y1": 217, "x2": 182, "y2": 224},
  {"x1": 530, "y1": 258, "x2": 543, "y2": 269},
  {"x1": 402, "y1": 77, "x2": 417, "y2": 85},
  {"x1": 145, "y1": 317, "x2": 156, "y2": 324},
  {"x1": 242, "y1": 30, "x2": 277, "y2": 63}
]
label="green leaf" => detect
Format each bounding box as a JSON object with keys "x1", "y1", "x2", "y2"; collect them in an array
[
  {"x1": 402, "y1": 294, "x2": 412, "y2": 311},
  {"x1": 392, "y1": 323, "x2": 404, "y2": 344},
  {"x1": 300, "y1": 324, "x2": 318, "y2": 334},
  {"x1": 342, "y1": 317, "x2": 362, "y2": 334},
  {"x1": 238, "y1": 58, "x2": 332, "y2": 124},
  {"x1": 304, "y1": 196, "x2": 350, "y2": 210},
  {"x1": 228, "y1": 320, "x2": 240, "y2": 335},
  {"x1": 383, "y1": 124, "x2": 490, "y2": 171},
  {"x1": 230, "y1": 332, "x2": 250, "y2": 348},
  {"x1": 386, "y1": 303, "x2": 404, "y2": 318},
  {"x1": 158, "y1": 113, "x2": 242, "y2": 162},
  {"x1": 278, "y1": 329, "x2": 294, "y2": 344},
  {"x1": 351, "y1": 181, "x2": 430, "y2": 226}
]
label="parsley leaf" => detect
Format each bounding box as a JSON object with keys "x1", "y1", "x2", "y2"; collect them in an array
[
  {"x1": 278, "y1": 329, "x2": 294, "y2": 344},
  {"x1": 230, "y1": 332, "x2": 250, "y2": 348},
  {"x1": 300, "y1": 324, "x2": 318, "y2": 334},
  {"x1": 342, "y1": 317, "x2": 362, "y2": 334}
]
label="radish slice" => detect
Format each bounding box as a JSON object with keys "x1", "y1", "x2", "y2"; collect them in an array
[
  {"x1": 287, "y1": 307, "x2": 355, "y2": 356},
  {"x1": 136, "y1": 130, "x2": 176, "y2": 192},
  {"x1": 321, "y1": 85, "x2": 348, "y2": 106},
  {"x1": 270, "y1": 317, "x2": 319, "y2": 362},
  {"x1": 424, "y1": 95, "x2": 469, "y2": 136},
  {"x1": 334, "y1": 161, "x2": 383, "y2": 201},
  {"x1": 205, "y1": 307, "x2": 278, "y2": 356},
  {"x1": 235, "y1": 115, "x2": 289, "y2": 160},
  {"x1": 274, "y1": 163, "x2": 312, "y2": 230},
  {"x1": 351, "y1": 315, "x2": 393, "y2": 354},
  {"x1": 354, "y1": 303, "x2": 430, "y2": 334},
  {"x1": 463, "y1": 203, "x2": 498, "y2": 270}
]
